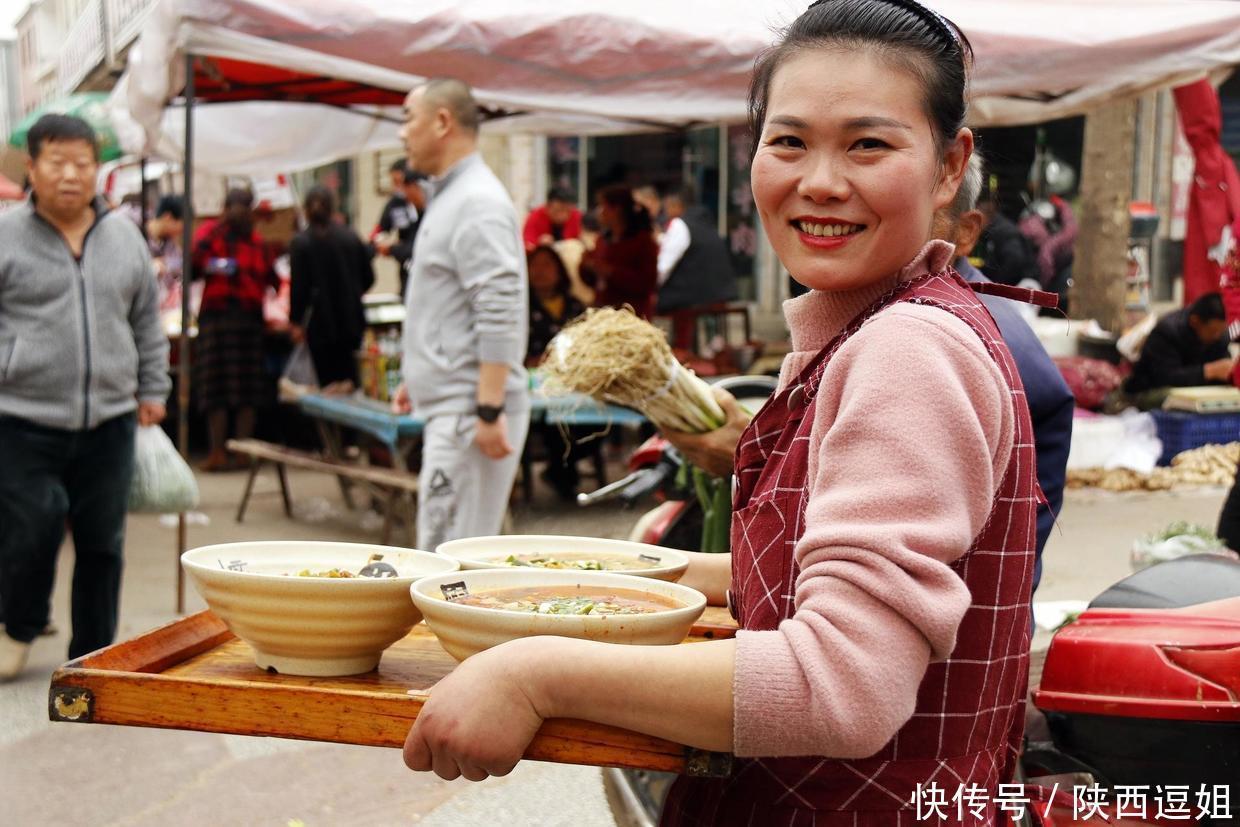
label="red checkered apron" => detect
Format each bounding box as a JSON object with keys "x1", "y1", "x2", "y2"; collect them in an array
[{"x1": 662, "y1": 270, "x2": 1038, "y2": 826}]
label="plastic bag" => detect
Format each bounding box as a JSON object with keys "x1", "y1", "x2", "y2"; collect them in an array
[
  {"x1": 128, "y1": 425, "x2": 200, "y2": 513},
  {"x1": 283, "y1": 343, "x2": 318, "y2": 387},
  {"x1": 278, "y1": 342, "x2": 319, "y2": 402},
  {"x1": 1130, "y1": 522, "x2": 1232, "y2": 572}
]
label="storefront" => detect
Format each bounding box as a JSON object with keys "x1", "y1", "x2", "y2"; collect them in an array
[{"x1": 544, "y1": 124, "x2": 765, "y2": 307}]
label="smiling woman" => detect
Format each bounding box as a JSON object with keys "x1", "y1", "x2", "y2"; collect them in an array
[
  {"x1": 750, "y1": 49, "x2": 971, "y2": 293},
  {"x1": 399, "y1": 3, "x2": 1041, "y2": 822}
]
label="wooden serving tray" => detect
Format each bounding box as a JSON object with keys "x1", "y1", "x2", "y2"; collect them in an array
[{"x1": 48, "y1": 606, "x2": 739, "y2": 777}]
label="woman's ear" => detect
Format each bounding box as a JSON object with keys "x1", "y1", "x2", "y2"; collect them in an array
[{"x1": 933, "y1": 128, "x2": 974, "y2": 211}]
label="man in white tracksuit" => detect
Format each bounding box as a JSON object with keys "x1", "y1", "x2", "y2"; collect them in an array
[{"x1": 393, "y1": 78, "x2": 530, "y2": 550}]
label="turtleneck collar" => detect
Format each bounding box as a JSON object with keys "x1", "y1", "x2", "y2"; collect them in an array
[{"x1": 782, "y1": 240, "x2": 956, "y2": 353}]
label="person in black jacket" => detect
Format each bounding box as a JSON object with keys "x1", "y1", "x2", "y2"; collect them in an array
[
  {"x1": 976, "y1": 194, "x2": 1039, "y2": 287},
  {"x1": 372, "y1": 161, "x2": 425, "y2": 295},
  {"x1": 656, "y1": 184, "x2": 739, "y2": 349},
  {"x1": 289, "y1": 186, "x2": 376, "y2": 386},
  {"x1": 1122, "y1": 293, "x2": 1233, "y2": 408}
]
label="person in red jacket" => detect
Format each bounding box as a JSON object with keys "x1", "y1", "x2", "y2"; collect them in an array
[
  {"x1": 191, "y1": 188, "x2": 278, "y2": 471},
  {"x1": 522, "y1": 187, "x2": 581, "y2": 251},
  {"x1": 580, "y1": 185, "x2": 659, "y2": 318}
]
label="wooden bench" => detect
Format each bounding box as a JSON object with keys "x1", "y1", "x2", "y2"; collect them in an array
[{"x1": 227, "y1": 439, "x2": 418, "y2": 545}]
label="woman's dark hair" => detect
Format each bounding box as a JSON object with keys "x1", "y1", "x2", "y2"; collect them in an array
[
  {"x1": 224, "y1": 187, "x2": 254, "y2": 210},
  {"x1": 304, "y1": 185, "x2": 335, "y2": 226},
  {"x1": 597, "y1": 184, "x2": 652, "y2": 239},
  {"x1": 748, "y1": 0, "x2": 973, "y2": 158},
  {"x1": 155, "y1": 195, "x2": 185, "y2": 221},
  {"x1": 26, "y1": 114, "x2": 100, "y2": 160},
  {"x1": 527, "y1": 244, "x2": 573, "y2": 297}
]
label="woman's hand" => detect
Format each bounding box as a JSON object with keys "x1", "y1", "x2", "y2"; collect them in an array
[
  {"x1": 663, "y1": 387, "x2": 751, "y2": 478},
  {"x1": 403, "y1": 639, "x2": 549, "y2": 781}
]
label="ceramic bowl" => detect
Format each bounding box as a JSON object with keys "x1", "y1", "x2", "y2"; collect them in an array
[
  {"x1": 182, "y1": 541, "x2": 459, "y2": 676},
  {"x1": 410, "y1": 568, "x2": 707, "y2": 661},
  {"x1": 435, "y1": 535, "x2": 690, "y2": 582}
]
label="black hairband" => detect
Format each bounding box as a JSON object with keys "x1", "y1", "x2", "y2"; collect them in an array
[{"x1": 808, "y1": 0, "x2": 964, "y2": 54}]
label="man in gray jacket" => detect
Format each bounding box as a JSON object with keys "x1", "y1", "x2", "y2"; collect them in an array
[
  {"x1": 0, "y1": 115, "x2": 170, "y2": 680},
  {"x1": 393, "y1": 78, "x2": 529, "y2": 550}
]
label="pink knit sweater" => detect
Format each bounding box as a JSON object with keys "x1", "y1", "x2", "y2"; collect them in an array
[{"x1": 732, "y1": 241, "x2": 1015, "y2": 759}]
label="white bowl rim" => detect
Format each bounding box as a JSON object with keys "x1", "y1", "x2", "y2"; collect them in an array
[
  {"x1": 182, "y1": 540, "x2": 455, "y2": 582},
  {"x1": 435, "y1": 535, "x2": 690, "y2": 569},
  {"x1": 411, "y1": 567, "x2": 706, "y2": 619}
]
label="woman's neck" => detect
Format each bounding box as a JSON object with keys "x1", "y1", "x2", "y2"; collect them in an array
[{"x1": 783, "y1": 240, "x2": 956, "y2": 353}]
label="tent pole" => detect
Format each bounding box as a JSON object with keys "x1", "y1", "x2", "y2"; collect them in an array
[
  {"x1": 139, "y1": 156, "x2": 148, "y2": 240},
  {"x1": 176, "y1": 54, "x2": 196, "y2": 615}
]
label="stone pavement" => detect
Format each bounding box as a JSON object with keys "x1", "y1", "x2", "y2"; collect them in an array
[{"x1": 0, "y1": 457, "x2": 1229, "y2": 826}]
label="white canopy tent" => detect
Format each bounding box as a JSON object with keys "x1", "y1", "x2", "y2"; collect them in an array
[
  {"x1": 114, "y1": 0, "x2": 1240, "y2": 168},
  {"x1": 114, "y1": 101, "x2": 660, "y2": 177}
]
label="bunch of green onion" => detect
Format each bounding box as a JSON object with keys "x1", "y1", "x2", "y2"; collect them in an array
[{"x1": 540, "y1": 307, "x2": 732, "y2": 553}]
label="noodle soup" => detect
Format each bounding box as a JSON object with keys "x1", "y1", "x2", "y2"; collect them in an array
[
  {"x1": 499, "y1": 552, "x2": 662, "y2": 572},
  {"x1": 450, "y1": 585, "x2": 682, "y2": 615}
]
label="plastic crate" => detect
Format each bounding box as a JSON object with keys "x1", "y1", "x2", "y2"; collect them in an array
[{"x1": 1150, "y1": 409, "x2": 1240, "y2": 465}]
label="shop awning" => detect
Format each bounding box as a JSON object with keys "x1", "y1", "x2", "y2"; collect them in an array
[{"x1": 117, "y1": 0, "x2": 1240, "y2": 159}]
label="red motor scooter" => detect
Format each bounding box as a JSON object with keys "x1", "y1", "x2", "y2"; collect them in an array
[{"x1": 1026, "y1": 553, "x2": 1240, "y2": 826}]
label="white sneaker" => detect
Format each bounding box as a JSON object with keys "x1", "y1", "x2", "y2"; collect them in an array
[{"x1": 0, "y1": 635, "x2": 31, "y2": 682}]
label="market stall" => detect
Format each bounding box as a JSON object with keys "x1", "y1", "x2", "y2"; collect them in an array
[
  {"x1": 117, "y1": 0, "x2": 1240, "y2": 148},
  {"x1": 67, "y1": 0, "x2": 1240, "y2": 790}
]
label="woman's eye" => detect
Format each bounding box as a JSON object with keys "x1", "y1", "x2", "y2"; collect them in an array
[
  {"x1": 851, "y1": 137, "x2": 889, "y2": 151},
  {"x1": 768, "y1": 135, "x2": 805, "y2": 149}
]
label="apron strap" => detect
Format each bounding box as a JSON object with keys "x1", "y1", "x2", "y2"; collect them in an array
[{"x1": 969, "y1": 280, "x2": 1060, "y2": 310}]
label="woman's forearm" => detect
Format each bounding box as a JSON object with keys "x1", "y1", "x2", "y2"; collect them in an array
[
  {"x1": 677, "y1": 551, "x2": 731, "y2": 606},
  {"x1": 516, "y1": 635, "x2": 736, "y2": 752}
]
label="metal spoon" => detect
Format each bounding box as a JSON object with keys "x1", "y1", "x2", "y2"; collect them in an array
[{"x1": 357, "y1": 555, "x2": 399, "y2": 578}]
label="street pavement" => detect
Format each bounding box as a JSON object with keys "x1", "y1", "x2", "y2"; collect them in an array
[{"x1": 0, "y1": 457, "x2": 1230, "y2": 826}]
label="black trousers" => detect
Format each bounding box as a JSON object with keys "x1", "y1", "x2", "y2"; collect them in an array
[{"x1": 0, "y1": 412, "x2": 135, "y2": 658}]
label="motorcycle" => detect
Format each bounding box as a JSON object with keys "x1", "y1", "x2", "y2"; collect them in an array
[{"x1": 1027, "y1": 552, "x2": 1240, "y2": 825}]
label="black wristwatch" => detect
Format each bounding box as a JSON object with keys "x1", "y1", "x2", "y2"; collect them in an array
[{"x1": 475, "y1": 403, "x2": 503, "y2": 424}]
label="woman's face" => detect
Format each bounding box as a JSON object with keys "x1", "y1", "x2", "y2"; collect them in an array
[
  {"x1": 529, "y1": 252, "x2": 561, "y2": 293},
  {"x1": 597, "y1": 200, "x2": 621, "y2": 234},
  {"x1": 751, "y1": 47, "x2": 970, "y2": 292}
]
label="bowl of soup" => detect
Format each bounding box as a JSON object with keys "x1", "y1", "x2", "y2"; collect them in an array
[
  {"x1": 435, "y1": 535, "x2": 690, "y2": 582},
  {"x1": 409, "y1": 568, "x2": 707, "y2": 661},
  {"x1": 182, "y1": 541, "x2": 459, "y2": 676}
]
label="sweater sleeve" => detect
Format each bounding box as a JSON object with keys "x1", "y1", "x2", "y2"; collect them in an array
[
  {"x1": 452, "y1": 204, "x2": 527, "y2": 366},
  {"x1": 733, "y1": 305, "x2": 1014, "y2": 759}
]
